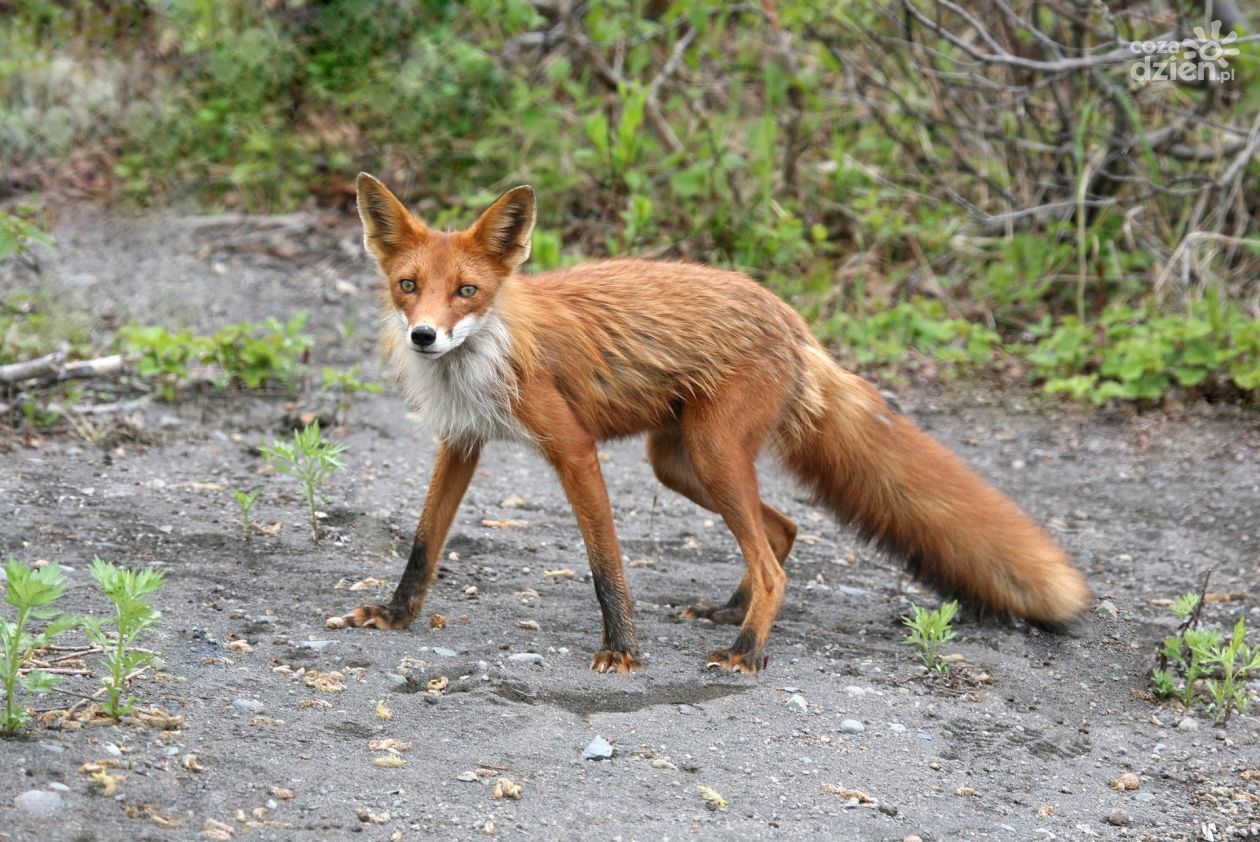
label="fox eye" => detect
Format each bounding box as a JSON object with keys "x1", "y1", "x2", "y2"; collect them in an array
[
  {"x1": 398, "y1": 278, "x2": 417, "y2": 293},
  {"x1": 456, "y1": 284, "x2": 478, "y2": 298}
]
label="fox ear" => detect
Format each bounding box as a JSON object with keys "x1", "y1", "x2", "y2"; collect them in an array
[
  {"x1": 356, "y1": 173, "x2": 421, "y2": 260},
  {"x1": 468, "y1": 186, "x2": 535, "y2": 269}
]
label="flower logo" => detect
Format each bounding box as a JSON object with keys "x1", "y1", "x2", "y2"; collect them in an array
[{"x1": 1184, "y1": 21, "x2": 1240, "y2": 68}]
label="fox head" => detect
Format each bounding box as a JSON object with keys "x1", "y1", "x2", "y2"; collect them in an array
[{"x1": 355, "y1": 173, "x2": 535, "y2": 357}]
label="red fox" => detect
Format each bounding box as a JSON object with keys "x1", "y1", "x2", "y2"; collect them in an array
[{"x1": 329, "y1": 174, "x2": 1091, "y2": 674}]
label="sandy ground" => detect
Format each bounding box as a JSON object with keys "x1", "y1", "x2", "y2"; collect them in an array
[{"x1": 0, "y1": 209, "x2": 1257, "y2": 841}]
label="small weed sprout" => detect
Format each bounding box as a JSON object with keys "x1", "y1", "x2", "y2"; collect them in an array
[
  {"x1": 903, "y1": 600, "x2": 959, "y2": 674},
  {"x1": 320, "y1": 365, "x2": 381, "y2": 426},
  {"x1": 233, "y1": 489, "x2": 260, "y2": 542},
  {"x1": 1151, "y1": 588, "x2": 1259, "y2": 724},
  {"x1": 0, "y1": 558, "x2": 75, "y2": 733},
  {"x1": 261, "y1": 422, "x2": 347, "y2": 542},
  {"x1": 82, "y1": 558, "x2": 166, "y2": 719},
  {"x1": 1202, "y1": 619, "x2": 1260, "y2": 725}
]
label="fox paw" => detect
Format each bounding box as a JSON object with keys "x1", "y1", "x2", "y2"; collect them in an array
[
  {"x1": 681, "y1": 602, "x2": 747, "y2": 626},
  {"x1": 327, "y1": 603, "x2": 416, "y2": 630},
  {"x1": 591, "y1": 649, "x2": 642, "y2": 674},
  {"x1": 705, "y1": 648, "x2": 767, "y2": 674}
]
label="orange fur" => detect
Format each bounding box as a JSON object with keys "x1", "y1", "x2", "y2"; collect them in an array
[{"x1": 334, "y1": 175, "x2": 1091, "y2": 673}]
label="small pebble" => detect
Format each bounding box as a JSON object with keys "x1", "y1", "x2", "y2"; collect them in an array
[
  {"x1": 1177, "y1": 717, "x2": 1199, "y2": 731},
  {"x1": 582, "y1": 736, "x2": 614, "y2": 761},
  {"x1": 432, "y1": 647, "x2": 457, "y2": 658},
  {"x1": 786, "y1": 694, "x2": 808, "y2": 713},
  {"x1": 296, "y1": 640, "x2": 335, "y2": 651},
  {"x1": 232, "y1": 698, "x2": 265, "y2": 714},
  {"x1": 839, "y1": 719, "x2": 865, "y2": 734},
  {"x1": 1107, "y1": 808, "x2": 1130, "y2": 827},
  {"x1": 507, "y1": 652, "x2": 544, "y2": 664},
  {"x1": 1109, "y1": 772, "x2": 1141, "y2": 791},
  {"x1": 14, "y1": 790, "x2": 63, "y2": 818},
  {"x1": 455, "y1": 771, "x2": 478, "y2": 782}
]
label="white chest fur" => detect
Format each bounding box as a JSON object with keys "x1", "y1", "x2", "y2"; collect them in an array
[{"x1": 387, "y1": 312, "x2": 531, "y2": 447}]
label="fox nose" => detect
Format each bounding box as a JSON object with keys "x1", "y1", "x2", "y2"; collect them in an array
[{"x1": 410, "y1": 325, "x2": 437, "y2": 348}]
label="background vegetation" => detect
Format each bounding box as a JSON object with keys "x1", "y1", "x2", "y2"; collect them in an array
[{"x1": 2, "y1": 0, "x2": 1258, "y2": 405}]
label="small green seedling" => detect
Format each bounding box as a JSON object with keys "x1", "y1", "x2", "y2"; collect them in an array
[
  {"x1": 320, "y1": 365, "x2": 381, "y2": 426},
  {"x1": 1202, "y1": 618, "x2": 1260, "y2": 725},
  {"x1": 1151, "y1": 589, "x2": 1259, "y2": 724},
  {"x1": 902, "y1": 600, "x2": 959, "y2": 674},
  {"x1": 82, "y1": 558, "x2": 166, "y2": 719},
  {"x1": 233, "y1": 489, "x2": 260, "y2": 542},
  {"x1": 1, "y1": 558, "x2": 76, "y2": 733},
  {"x1": 261, "y1": 422, "x2": 347, "y2": 542}
]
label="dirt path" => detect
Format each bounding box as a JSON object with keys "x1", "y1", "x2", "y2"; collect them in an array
[{"x1": 0, "y1": 210, "x2": 1257, "y2": 841}]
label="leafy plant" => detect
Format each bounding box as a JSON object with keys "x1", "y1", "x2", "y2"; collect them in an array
[
  {"x1": 1201, "y1": 619, "x2": 1260, "y2": 725},
  {"x1": 0, "y1": 209, "x2": 53, "y2": 261},
  {"x1": 260, "y1": 422, "x2": 347, "y2": 542},
  {"x1": 1151, "y1": 590, "x2": 1259, "y2": 724},
  {"x1": 902, "y1": 600, "x2": 959, "y2": 674},
  {"x1": 81, "y1": 558, "x2": 166, "y2": 719},
  {"x1": 209, "y1": 313, "x2": 312, "y2": 392},
  {"x1": 117, "y1": 314, "x2": 313, "y2": 400},
  {"x1": 117, "y1": 324, "x2": 209, "y2": 401},
  {"x1": 320, "y1": 364, "x2": 381, "y2": 426},
  {"x1": 233, "y1": 489, "x2": 260, "y2": 542},
  {"x1": 0, "y1": 558, "x2": 76, "y2": 733}
]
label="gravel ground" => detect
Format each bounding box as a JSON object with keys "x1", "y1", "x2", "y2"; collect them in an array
[{"x1": 0, "y1": 209, "x2": 1257, "y2": 841}]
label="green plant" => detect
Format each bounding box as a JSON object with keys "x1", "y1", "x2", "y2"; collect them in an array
[
  {"x1": 0, "y1": 209, "x2": 53, "y2": 261},
  {"x1": 81, "y1": 558, "x2": 166, "y2": 719},
  {"x1": 260, "y1": 422, "x2": 347, "y2": 542},
  {"x1": 902, "y1": 600, "x2": 959, "y2": 674},
  {"x1": 1151, "y1": 590, "x2": 1260, "y2": 724},
  {"x1": 117, "y1": 314, "x2": 313, "y2": 400},
  {"x1": 1031, "y1": 299, "x2": 1260, "y2": 405},
  {"x1": 1201, "y1": 619, "x2": 1260, "y2": 725},
  {"x1": 320, "y1": 365, "x2": 381, "y2": 425},
  {"x1": 0, "y1": 558, "x2": 76, "y2": 733},
  {"x1": 117, "y1": 324, "x2": 209, "y2": 401},
  {"x1": 209, "y1": 313, "x2": 312, "y2": 391},
  {"x1": 233, "y1": 489, "x2": 260, "y2": 542}
]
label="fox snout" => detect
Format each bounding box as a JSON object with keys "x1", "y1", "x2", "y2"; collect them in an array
[
  {"x1": 403, "y1": 314, "x2": 485, "y2": 356},
  {"x1": 410, "y1": 325, "x2": 438, "y2": 349}
]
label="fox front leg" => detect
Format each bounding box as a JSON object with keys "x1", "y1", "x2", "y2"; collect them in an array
[{"x1": 330, "y1": 442, "x2": 479, "y2": 630}]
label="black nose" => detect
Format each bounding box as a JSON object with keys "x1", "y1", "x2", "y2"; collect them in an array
[{"x1": 410, "y1": 326, "x2": 437, "y2": 348}]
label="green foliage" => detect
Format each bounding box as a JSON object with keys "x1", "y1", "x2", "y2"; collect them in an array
[
  {"x1": 1153, "y1": 593, "x2": 1259, "y2": 724},
  {"x1": 320, "y1": 364, "x2": 381, "y2": 425},
  {"x1": 233, "y1": 489, "x2": 259, "y2": 542},
  {"x1": 116, "y1": 324, "x2": 208, "y2": 401},
  {"x1": 1, "y1": 291, "x2": 94, "y2": 367},
  {"x1": 261, "y1": 422, "x2": 347, "y2": 543},
  {"x1": 118, "y1": 313, "x2": 312, "y2": 400},
  {"x1": 0, "y1": 558, "x2": 75, "y2": 733},
  {"x1": 81, "y1": 558, "x2": 165, "y2": 719},
  {"x1": 1201, "y1": 619, "x2": 1260, "y2": 725},
  {"x1": 208, "y1": 314, "x2": 312, "y2": 391},
  {"x1": 823, "y1": 299, "x2": 1002, "y2": 375},
  {"x1": 902, "y1": 600, "x2": 958, "y2": 674},
  {"x1": 0, "y1": 209, "x2": 53, "y2": 262},
  {"x1": 1031, "y1": 300, "x2": 1260, "y2": 405}
]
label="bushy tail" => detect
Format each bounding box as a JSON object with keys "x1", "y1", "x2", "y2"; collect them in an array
[{"x1": 778, "y1": 347, "x2": 1090, "y2": 625}]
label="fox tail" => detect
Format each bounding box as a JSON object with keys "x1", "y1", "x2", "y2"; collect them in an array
[{"x1": 776, "y1": 346, "x2": 1090, "y2": 625}]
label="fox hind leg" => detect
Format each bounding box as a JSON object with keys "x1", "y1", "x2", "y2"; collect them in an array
[
  {"x1": 672, "y1": 375, "x2": 791, "y2": 673},
  {"x1": 646, "y1": 426, "x2": 796, "y2": 626}
]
